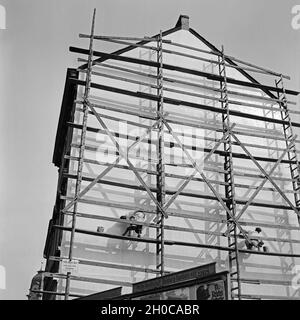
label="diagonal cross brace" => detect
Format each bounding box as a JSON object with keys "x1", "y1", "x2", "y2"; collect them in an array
[
  {"x1": 231, "y1": 132, "x2": 300, "y2": 218},
  {"x1": 224, "y1": 138, "x2": 296, "y2": 237},
  {"x1": 62, "y1": 108, "x2": 162, "y2": 214},
  {"x1": 163, "y1": 124, "x2": 236, "y2": 211},
  {"x1": 235, "y1": 139, "x2": 295, "y2": 221},
  {"x1": 87, "y1": 101, "x2": 169, "y2": 218},
  {"x1": 163, "y1": 119, "x2": 251, "y2": 242}
]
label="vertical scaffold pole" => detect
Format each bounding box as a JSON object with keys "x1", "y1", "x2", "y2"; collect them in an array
[
  {"x1": 276, "y1": 76, "x2": 300, "y2": 226},
  {"x1": 156, "y1": 30, "x2": 165, "y2": 276},
  {"x1": 64, "y1": 9, "x2": 96, "y2": 300},
  {"x1": 219, "y1": 45, "x2": 241, "y2": 300}
]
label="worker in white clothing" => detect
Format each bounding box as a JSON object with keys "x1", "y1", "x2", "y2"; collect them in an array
[{"x1": 241, "y1": 227, "x2": 266, "y2": 251}]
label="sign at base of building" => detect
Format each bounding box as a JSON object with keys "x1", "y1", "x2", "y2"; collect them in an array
[
  {"x1": 77, "y1": 262, "x2": 230, "y2": 300},
  {"x1": 61, "y1": 259, "x2": 79, "y2": 275}
]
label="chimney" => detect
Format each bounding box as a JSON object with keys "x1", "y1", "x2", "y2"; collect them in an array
[{"x1": 175, "y1": 15, "x2": 190, "y2": 30}]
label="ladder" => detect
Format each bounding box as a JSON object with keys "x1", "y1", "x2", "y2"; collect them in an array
[
  {"x1": 263, "y1": 104, "x2": 295, "y2": 288},
  {"x1": 156, "y1": 31, "x2": 165, "y2": 276},
  {"x1": 275, "y1": 76, "x2": 300, "y2": 225},
  {"x1": 64, "y1": 9, "x2": 96, "y2": 300},
  {"x1": 219, "y1": 47, "x2": 242, "y2": 300}
]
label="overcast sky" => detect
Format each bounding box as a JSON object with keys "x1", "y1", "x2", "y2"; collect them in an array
[{"x1": 0, "y1": 0, "x2": 299, "y2": 300}]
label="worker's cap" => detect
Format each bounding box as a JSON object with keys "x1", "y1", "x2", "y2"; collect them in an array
[{"x1": 255, "y1": 227, "x2": 262, "y2": 233}]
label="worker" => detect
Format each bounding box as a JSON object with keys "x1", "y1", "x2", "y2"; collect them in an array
[
  {"x1": 122, "y1": 216, "x2": 136, "y2": 237},
  {"x1": 241, "y1": 227, "x2": 265, "y2": 251},
  {"x1": 133, "y1": 212, "x2": 146, "y2": 238},
  {"x1": 122, "y1": 211, "x2": 145, "y2": 238}
]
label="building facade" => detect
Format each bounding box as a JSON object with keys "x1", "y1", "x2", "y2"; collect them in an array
[{"x1": 40, "y1": 14, "x2": 300, "y2": 300}]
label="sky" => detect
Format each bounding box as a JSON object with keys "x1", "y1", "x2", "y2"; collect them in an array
[{"x1": 0, "y1": 0, "x2": 299, "y2": 300}]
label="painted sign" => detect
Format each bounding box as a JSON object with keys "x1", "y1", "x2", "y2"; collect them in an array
[
  {"x1": 61, "y1": 259, "x2": 79, "y2": 275},
  {"x1": 194, "y1": 280, "x2": 226, "y2": 300},
  {"x1": 132, "y1": 262, "x2": 216, "y2": 293},
  {"x1": 134, "y1": 279, "x2": 227, "y2": 300}
]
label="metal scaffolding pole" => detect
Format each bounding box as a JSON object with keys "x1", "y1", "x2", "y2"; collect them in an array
[
  {"x1": 219, "y1": 46, "x2": 241, "y2": 300},
  {"x1": 156, "y1": 31, "x2": 165, "y2": 276},
  {"x1": 276, "y1": 76, "x2": 300, "y2": 226},
  {"x1": 64, "y1": 9, "x2": 96, "y2": 300}
]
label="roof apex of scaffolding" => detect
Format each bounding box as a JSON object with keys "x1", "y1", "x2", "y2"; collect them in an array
[{"x1": 175, "y1": 14, "x2": 189, "y2": 30}]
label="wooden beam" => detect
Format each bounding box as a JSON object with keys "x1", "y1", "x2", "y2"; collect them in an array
[
  {"x1": 65, "y1": 154, "x2": 297, "y2": 194},
  {"x1": 62, "y1": 175, "x2": 297, "y2": 211},
  {"x1": 70, "y1": 46, "x2": 299, "y2": 95},
  {"x1": 50, "y1": 256, "x2": 161, "y2": 274},
  {"x1": 62, "y1": 210, "x2": 300, "y2": 244},
  {"x1": 54, "y1": 225, "x2": 300, "y2": 258},
  {"x1": 89, "y1": 62, "x2": 298, "y2": 110},
  {"x1": 75, "y1": 98, "x2": 300, "y2": 143},
  {"x1": 70, "y1": 77, "x2": 300, "y2": 127},
  {"x1": 68, "y1": 121, "x2": 297, "y2": 164},
  {"x1": 60, "y1": 196, "x2": 300, "y2": 231}
]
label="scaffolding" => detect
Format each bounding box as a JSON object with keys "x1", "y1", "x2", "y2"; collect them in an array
[{"x1": 40, "y1": 12, "x2": 300, "y2": 300}]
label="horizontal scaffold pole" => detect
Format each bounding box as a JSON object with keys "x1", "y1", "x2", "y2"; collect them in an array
[
  {"x1": 54, "y1": 225, "x2": 300, "y2": 258},
  {"x1": 70, "y1": 46, "x2": 299, "y2": 95},
  {"x1": 79, "y1": 68, "x2": 296, "y2": 108},
  {"x1": 79, "y1": 61, "x2": 297, "y2": 109},
  {"x1": 69, "y1": 78, "x2": 300, "y2": 128},
  {"x1": 74, "y1": 98, "x2": 300, "y2": 144},
  {"x1": 62, "y1": 175, "x2": 297, "y2": 211},
  {"x1": 60, "y1": 196, "x2": 300, "y2": 230},
  {"x1": 65, "y1": 154, "x2": 297, "y2": 194},
  {"x1": 74, "y1": 106, "x2": 300, "y2": 156},
  {"x1": 78, "y1": 35, "x2": 291, "y2": 80},
  {"x1": 68, "y1": 121, "x2": 297, "y2": 164},
  {"x1": 49, "y1": 255, "x2": 163, "y2": 274},
  {"x1": 61, "y1": 210, "x2": 300, "y2": 245}
]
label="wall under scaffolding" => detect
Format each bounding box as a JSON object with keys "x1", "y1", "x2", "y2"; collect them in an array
[{"x1": 41, "y1": 13, "x2": 300, "y2": 300}]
